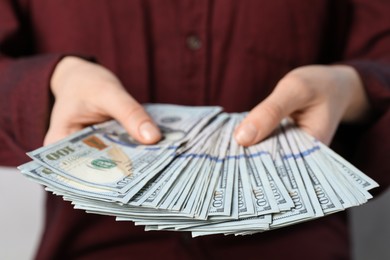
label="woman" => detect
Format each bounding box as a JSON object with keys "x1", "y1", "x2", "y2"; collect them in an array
[{"x1": 1, "y1": 1, "x2": 389, "y2": 259}]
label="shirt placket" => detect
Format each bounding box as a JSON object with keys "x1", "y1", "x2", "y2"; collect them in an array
[{"x1": 178, "y1": 0, "x2": 209, "y2": 105}]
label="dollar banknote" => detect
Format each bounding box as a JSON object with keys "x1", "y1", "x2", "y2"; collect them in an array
[{"x1": 18, "y1": 104, "x2": 379, "y2": 237}]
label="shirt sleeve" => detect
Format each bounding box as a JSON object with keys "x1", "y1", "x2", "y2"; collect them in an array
[
  {"x1": 338, "y1": 0, "x2": 390, "y2": 193},
  {"x1": 0, "y1": 1, "x2": 63, "y2": 166}
]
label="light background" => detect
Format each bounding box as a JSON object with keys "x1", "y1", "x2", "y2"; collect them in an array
[{"x1": 0, "y1": 166, "x2": 389, "y2": 260}]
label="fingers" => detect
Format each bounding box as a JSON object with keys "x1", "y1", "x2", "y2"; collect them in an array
[
  {"x1": 293, "y1": 106, "x2": 339, "y2": 146},
  {"x1": 43, "y1": 111, "x2": 82, "y2": 145},
  {"x1": 234, "y1": 75, "x2": 314, "y2": 146},
  {"x1": 43, "y1": 102, "x2": 85, "y2": 145},
  {"x1": 44, "y1": 125, "x2": 83, "y2": 146},
  {"x1": 99, "y1": 88, "x2": 162, "y2": 144},
  {"x1": 44, "y1": 93, "x2": 161, "y2": 146},
  {"x1": 46, "y1": 57, "x2": 161, "y2": 146},
  {"x1": 234, "y1": 96, "x2": 292, "y2": 146}
]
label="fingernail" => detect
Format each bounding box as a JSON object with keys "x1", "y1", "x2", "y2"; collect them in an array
[
  {"x1": 235, "y1": 123, "x2": 258, "y2": 145},
  {"x1": 139, "y1": 121, "x2": 161, "y2": 143}
]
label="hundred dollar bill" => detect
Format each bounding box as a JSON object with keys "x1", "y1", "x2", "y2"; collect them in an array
[
  {"x1": 237, "y1": 147, "x2": 256, "y2": 218},
  {"x1": 132, "y1": 114, "x2": 227, "y2": 209},
  {"x1": 316, "y1": 150, "x2": 370, "y2": 206},
  {"x1": 207, "y1": 143, "x2": 235, "y2": 217},
  {"x1": 169, "y1": 116, "x2": 231, "y2": 218},
  {"x1": 166, "y1": 141, "x2": 228, "y2": 213},
  {"x1": 28, "y1": 104, "x2": 222, "y2": 197},
  {"x1": 168, "y1": 157, "x2": 207, "y2": 211},
  {"x1": 249, "y1": 135, "x2": 295, "y2": 211},
  {"x1": 196, "y1": 120, "x2": 230, "y2": 219},
  {"x1": 180, "y1": 159, "x2": 210, "y2": 217},
  {"x1": 294, "y1": 128, "x2": 378, "y2": 193},
  {"x1": 129, "y1": 154, "x2": 189, "y2": 208},
  {"x1": 197, "y1": 115, "x2": 235, "y2": 220},
  {"x1": 286, "y1": 128, "x2": 343, "y2": 214},
  {"x1": 270, "y1": 134, "x2": 315, "y2": 228},
  {"x1": 19, "y1": 161, "x2": 131, "y2": 203},
  {"x1": 146, "y1": 209, "x2": 270, "y2": 234},
  {"x1": 244, "y1": 146, "x2": 279, "y2": 215},
  {"x1": 320, "y1": 143, "x2": 379, "y2": 193},
  {"x1": 250, "y1": 142, "x2": 294, "y2": 211},
  {"x1": 183, "y1": 214, "x2": 271, "y2": 236},
  {"x1": 137, "y1": 113, "x2": 230, "y2": 210},
  {"x1": 18, "y1": 105, "x2": 379, "y2": 237},
  {"x1": 293, "y1": 129, "x2": 368, "y2": 208},
  {"x1": 228, "y1": 145, "x2": 240, "y2": 220},
  {"x1": 279, "y1": 125, "x2": 324, "y2": 218},
  {"x1": 153, "y1": 157, "x2": 201, "y2": 210}
]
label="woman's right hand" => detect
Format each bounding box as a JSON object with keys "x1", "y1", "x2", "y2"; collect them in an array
[{"x1": 44, "y1": 56, "x2": 161, "y2": 145}]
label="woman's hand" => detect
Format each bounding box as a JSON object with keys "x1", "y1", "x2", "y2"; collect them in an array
[
  {"x1": 235, "y1": 65, "x2": 370, "y2": 146},
  {"x1": 44, "y1": 56, "x2": 161, "y2": 145}
]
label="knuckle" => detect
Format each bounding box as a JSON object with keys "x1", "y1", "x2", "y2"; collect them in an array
[
  {"x1": 261, "y1": 101, "x2": 284, "y2": 124},
  {"x1": 122, "y1": 103, "x2": 147, "y2": 122},
  {"x1": 279, "y1": 72, "x2": 315, "y2": 102}
]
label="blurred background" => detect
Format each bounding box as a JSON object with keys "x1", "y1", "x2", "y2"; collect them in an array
[{"x1": 0, "y1": 166, "x2": 389, "y2": 259}]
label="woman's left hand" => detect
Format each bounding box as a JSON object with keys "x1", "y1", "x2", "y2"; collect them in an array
[{"x1": 234, "y1": 65, "x2": 370, "y2": 146}]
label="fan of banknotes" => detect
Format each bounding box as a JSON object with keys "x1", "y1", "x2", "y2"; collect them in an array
[{"x1": 18, "y1": 104, "x2": 378, "y2": 237}]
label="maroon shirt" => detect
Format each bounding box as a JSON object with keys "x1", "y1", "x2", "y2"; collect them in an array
[{"x1": 1, "y1": 0, "x2": 389, "y2": 259}]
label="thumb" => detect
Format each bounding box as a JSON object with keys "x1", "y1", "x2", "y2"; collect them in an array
[
  {"x1": 234, "y1": 80, "x2": 311, "y2": 146},
  {"x1": 100, "y1": 89, "x2": 162, "y2": 144}
]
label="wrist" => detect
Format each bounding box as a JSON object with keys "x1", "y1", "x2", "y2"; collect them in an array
[{"x1": 331, "y1": 65, "x2": 371, "y2": 123}]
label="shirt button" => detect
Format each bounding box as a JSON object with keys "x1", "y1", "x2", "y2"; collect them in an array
[{"x1": 186, "y1": 35, "x2": 202, "y2": 50}]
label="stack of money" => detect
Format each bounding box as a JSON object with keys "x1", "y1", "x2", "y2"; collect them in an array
[{"x1": 18, "y1": 104, "x2": 378, "y2": 237}]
